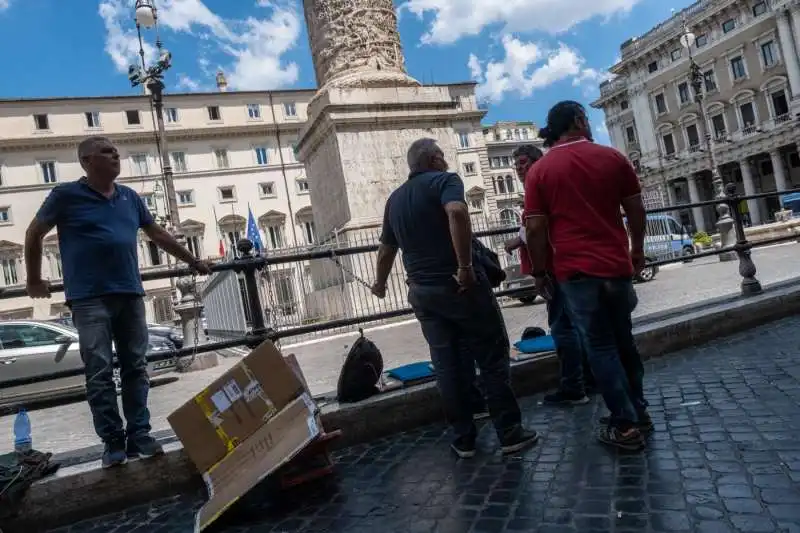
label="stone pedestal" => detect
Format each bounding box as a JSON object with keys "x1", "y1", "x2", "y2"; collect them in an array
[{"x1": 174, "y1": 277, "x2": 218, "y2": 372}]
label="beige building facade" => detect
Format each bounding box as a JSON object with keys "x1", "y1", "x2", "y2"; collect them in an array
[
  {"x1": 592, "y1": 0, "x2": 800, "y2": 233},
  {"x1": 0, "y1": 84, "x2": 516, "y2": 322}
]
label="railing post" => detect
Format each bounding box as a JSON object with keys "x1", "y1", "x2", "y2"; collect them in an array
[
  {"x1": 725, "y1": 183, "x2": 762, "y2": 296},
  {"x1": 235, "y1": 239, "x2": 269, "y2": 347}
]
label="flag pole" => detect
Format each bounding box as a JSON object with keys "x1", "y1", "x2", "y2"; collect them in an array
[{"x1": 211, "y1": 205, "x2": 225, "y2": 259}]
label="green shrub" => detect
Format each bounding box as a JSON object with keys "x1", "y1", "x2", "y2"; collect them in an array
[{"x1": 693, "y1": 231, "x2": 713, "y2": 246}]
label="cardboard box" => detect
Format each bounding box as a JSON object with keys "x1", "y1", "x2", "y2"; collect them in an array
[
  {"x1": 194, "y1": 394, "x2": 321, "y2": 532},
  {"x1": 168, "y1": 340, "x2": 305, "y2": 472}
]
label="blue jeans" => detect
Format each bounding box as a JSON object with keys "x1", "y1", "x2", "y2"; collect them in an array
[
  {"x1": 408, "y1": 279, "x2": 522, "y2": 441},
  {"x1": 559, "y1": 276, "x2": 646, "y2": 426},
  {"x1": 547, "y1": 283, "x2": 586, "y2": 395},
  {"x1": 71, "y1": 295, "x2": 151, "y2": 443}
]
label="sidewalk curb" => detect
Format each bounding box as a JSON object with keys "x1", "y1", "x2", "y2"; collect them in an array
[{"x1": 7, "y1": 280, "x2": 800, "y2": 532}]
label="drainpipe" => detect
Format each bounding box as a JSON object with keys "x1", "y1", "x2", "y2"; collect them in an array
[{"x1": 267, "y1": 91, "x2": 299, "y2": 247}]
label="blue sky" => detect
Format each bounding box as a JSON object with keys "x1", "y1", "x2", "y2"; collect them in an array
[{"x1": 0, "y1": 0, "x2": 694, "y2": 144}]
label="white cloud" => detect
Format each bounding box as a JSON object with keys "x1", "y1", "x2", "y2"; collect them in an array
[
  {"x1": 177, "y1": 74, "x2": 203, "y2": 92},
  {"x1": 468, "y1": 35, "x2": 604, "y2": 103},
  {"x1": 0, "y1": 0, "x2": 10, "y2": 11},
  {"x1": 99, "y1": 0, "x2": 301, "y2": 91},
  {"x1": 403, "y1": 0, "x2": 642, "y2": 45}
]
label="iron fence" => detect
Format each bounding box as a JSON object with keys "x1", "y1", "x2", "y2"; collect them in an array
[{"x1": 1, "y1": 183, "x2": 799, "y2": 394}]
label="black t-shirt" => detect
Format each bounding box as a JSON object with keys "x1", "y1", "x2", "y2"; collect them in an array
[{"x1": 380, "y1": 171, "x2": 466, "y2": 285}]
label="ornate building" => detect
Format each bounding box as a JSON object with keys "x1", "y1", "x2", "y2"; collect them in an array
[{"x1": 592, "y1": 0, "x2": 800, "y2": 232}]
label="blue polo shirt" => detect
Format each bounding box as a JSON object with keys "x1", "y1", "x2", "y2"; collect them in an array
[
  {"x1": 380, "y1": 171, "x2": 466, "y2": 284},
  {"x1": 35, "y1": 178, "x2": 154, "y2": 302}
]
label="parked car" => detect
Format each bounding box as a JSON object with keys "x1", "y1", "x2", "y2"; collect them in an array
[
  {"x1": 49, "y1": 316, "x2": 183, "y2": 350},
  {"x1": 0, "y1": 320, "x2": 178, "y2": 409}
]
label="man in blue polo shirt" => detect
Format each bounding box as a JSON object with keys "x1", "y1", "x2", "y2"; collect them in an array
[
  {"x1": 24, "y1": 136, "x2": 211, "y2": 468},
  {"x1": 370, "y1": 138, "x2": 539, "y2": 459}
]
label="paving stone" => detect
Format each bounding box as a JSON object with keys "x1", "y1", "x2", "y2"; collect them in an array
[{"x1": 45, "y1": 315, "x2": 800, "y2": 532}]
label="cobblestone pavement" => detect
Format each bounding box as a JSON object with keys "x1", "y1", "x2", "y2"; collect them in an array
[
  {"x1": 1, "y1": 243, "x2": 798, "y2": 457},
  {"x1": 48, "y1": 315, "x2": 800, "y2": 533}
]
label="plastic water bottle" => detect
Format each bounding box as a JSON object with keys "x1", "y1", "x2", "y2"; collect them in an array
[{"x1": 13, "y1": 408, "x2": 32, "y2": 453}]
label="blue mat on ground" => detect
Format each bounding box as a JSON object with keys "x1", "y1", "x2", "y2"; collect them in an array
[
  {"x1": 386, "y1": 361, "x2": 435, "y2": 383},
  {"x1": 513, "y1": 335, "x2": 556, "y2": 354}
]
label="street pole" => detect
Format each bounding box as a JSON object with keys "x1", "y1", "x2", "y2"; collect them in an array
[{"x1": 682, "y1": 22, "x2": 736, "y2": 261}]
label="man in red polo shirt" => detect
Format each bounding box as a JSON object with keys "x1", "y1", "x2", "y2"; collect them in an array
[
  {"x1": 505, "y1": 144, "x2": 592, "y2": 405},
  {"x1": 523, "y1": 101, "x2": 650, "y2": 451}
]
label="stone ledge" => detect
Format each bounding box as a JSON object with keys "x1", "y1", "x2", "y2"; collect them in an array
[{"x1": 6, "y1": 280, "x2": 800, "y2": 533}]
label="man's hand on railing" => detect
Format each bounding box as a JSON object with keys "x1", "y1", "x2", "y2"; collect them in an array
[
  {"x1": 371, "y1": 282, "x2": 387, "y2": 299},
  {"x1": 26, "y1": 279, "x2": 51, "y2": 299},
  {"x1": 189, "y1": 259, "x2": 213, "y2": 276}
]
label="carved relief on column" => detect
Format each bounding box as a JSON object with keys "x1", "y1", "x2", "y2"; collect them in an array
[{"x1": 303, "y1": 0, "x2": 420, "y2": 91}]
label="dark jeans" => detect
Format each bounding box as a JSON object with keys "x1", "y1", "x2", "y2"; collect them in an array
[
  {"x1": 559, "y1": 277, "x2": 646, "y2": 425},
  {"x1": 71, "y1": 295, "x2": 151, "y2": 443},
  {"x1": 547, "y1": 283, "x2": 586, "y2": 395},
  {"x1": 408, "y1": 279, "x2": 522, "y2": 441}
]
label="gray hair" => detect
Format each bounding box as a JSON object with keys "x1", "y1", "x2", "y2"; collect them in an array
[
  {"x1": 511, "y1": 144, "x2": 544, "y2": 163},
  {"x1": 407, "y1": 138, "x2": 441, "y2": 174},
  {"x1": 77, "y1": 136, "x2": 113, "y2": 162}
]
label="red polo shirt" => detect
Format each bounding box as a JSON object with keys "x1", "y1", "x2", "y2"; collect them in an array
[{"x1": 523, "y1": 138, "x2": 640, "y2": 282}]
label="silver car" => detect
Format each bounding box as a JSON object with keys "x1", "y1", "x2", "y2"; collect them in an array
[{"x1": 0, "y1": 320, "x2": 178, "y2": 408}]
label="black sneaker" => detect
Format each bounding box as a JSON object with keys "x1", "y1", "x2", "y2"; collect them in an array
[
  {"x1": 126, "y1": 434, "x2": 165, "y2": 459},
  {"x1": 596, "y1": 423, "x2": 645, "y2": 451},
  {"x1": 451, "y1": 436, "x2": 477, "y2": 459},
  {"x1": 599, "y1": 412, "x2": 654, "y2": 436},
  {"x1": 102, "y1": 438, "x2": 128, "y2": 469},
  {"x1": 543, "y1": 390, "x2": 590, "y2": 406},
  {"x1": 500, "y1": 428, "x2": 540, "y2": 455}
]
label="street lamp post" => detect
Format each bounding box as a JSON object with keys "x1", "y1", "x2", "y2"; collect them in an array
[
  {"x1": 680, "y1": 22, "x2": 736, "y2": 261},
  {"x1": 128, "y1": 0, "x2": 184, "y2": 248}
]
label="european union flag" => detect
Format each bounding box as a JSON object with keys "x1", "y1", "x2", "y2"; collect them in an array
[{"x1": 246, "y1": 206, "x2": 264, "y2": 254}]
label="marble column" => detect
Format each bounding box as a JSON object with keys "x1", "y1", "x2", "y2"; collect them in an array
[
  {"x1": 770, "y1": 149, "x2": 789, "y2": 192},
  {"x1": 686, "y1": 175, "x2": 707, "y2": 233},
  {"x1": 739, "y1": 158, "x2": 762, "y2": 226},
  {"x1": 777, "y1": 8, "x2": 800, "y2": 100}
]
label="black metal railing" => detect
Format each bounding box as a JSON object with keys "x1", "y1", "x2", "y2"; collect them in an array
[{"x1": 1, "y1": 183, "x2": 799, "y2": 392}]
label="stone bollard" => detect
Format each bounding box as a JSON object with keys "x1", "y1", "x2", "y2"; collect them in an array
[{"x1": 174, "y1": 277, "x2": 219, "y2": 372}]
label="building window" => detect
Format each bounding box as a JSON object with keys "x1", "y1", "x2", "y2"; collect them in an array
[
  {"x1": 739, "y1": 101, "x2": 756, "y2": 128},
  {"x1": 501, "y1": 156, "x2": 511, "y2": 167},
  {"x1": 469, "y1": 197, "x2": 484, "y2": 211},
  {"x1": 505, "y1": 175, "x2": 515, "y2": 193},
  {"x1": 85, "y1": 112, "x2": 101, "y2": 128},
  {"x1": 247, "y1": 103, "x2": 261, "y2": 119},
  {"x1": 695, "y1": 33, "x2": 708, "y2": 48},
  {"x1": 131, "y1": 153, "x2": 149, "y2": 176},
  {"x1": 165, "y1": 107, "x2": 179, "y2": 123},
  {"x1": 40, "y1": 161, "x2": 57, "y2": 184},
  {"x1": 288, "y1": 142, "x2": 298, "y2": 162},
  {"x1": 207, "y1": 106, "x2": 221, "y2": 121},
  {"x1": 125, "y1": 110, "x2": 141, "y2": 125},
  {"x1": 186, "y1": 235, "x2": 202, "y2": 259},
  {"x1": 662, "y1": 133, "x2": 676, "y2": 155},
  {"x1": 47, "y1": 251, "x2": 62, "y2": 279},
  {"x1": 771, "y1": 90, "x2": 789, "y2": 118},
  {"x1": 761, "y1": 41, "x2": 778, "y2": 68},
  {"x1": 504, "y1": 129, "x2": 512, "y2": 140},
  {"x1": 620, "y1": 100, "x2": 629, "y2": 110},
  {"x1": 625, "y1": 126, "x2": 636, "y2": 144},
  {"x1": 522, "y1": 129, "x2": 529, "y2": 139},
  {"x1": 296, "y1": 178, "x2": 310, "y2": 194},
  {"x1": 34, "y1": 114, "x2": 50, "y2": 130},
  {"x1": 752, "y1": 1, "x2": 767, "y2": 16},
  {"x1": 670, "y1": 49, "x2": 682, "y2": 61},
  {"x1": 259, "y1": 182, "x2": 276, "y2": 198},
  {"x1": 722, "y1": 19, "x2": 736, "y2": 33},
  {"x1": 214, "y1": 148, "x2": 229, "y2": 169},
  {"x1": 458, "y1": 132, "x2": 470, "y2": 148},
  {"x1": 147, "y1": 240, "x2": 162, "y2": 266},
  {"x1": 730, "y1": 56, "x2": 746, "y2": 80},
  {"x1": 463, "y1": 162, "x2": 476, "y2": 175},
  {"x1": 711, "y1": 114, "x2": 726, "y2": 139},
  {"x1": 283, "y1": 102, "x2": 297, "y2": 117},
  {"x1": 0, "y1": 207, "x2": 10, "y2": 224},
  {"x1": 266, "y1": 225, "x2": 284, "y2": 249},
  {"x1": 177, "y1": 190, "x2": 194, "y2": 205},
  {"x1": 648, "y1": 61, "x2": 659, "y2": 73},
  {"x1": 218, "y1": 186, "x2": 236, "y2": 202},
  {"x1": 301, "y1": 221, "x2": 316, "y2": 245},
  {"x1": 1, "y1": 258, "x2": 18, "y2": 286},
  {"x1": 254, "y1": 146, "x2": 269, "y2": 165},
  {"x1": 703, "y1": 70, "x2": 717, "y2": 92},
  {"x1": 494, "y1": 176, "x2": 505, "y2": 194},
  {"x1": 654, "y1": 93, "x2": 667, "y2": 114},
  {"x1": 686, "y1": 124, "x2": 700, "y2": 148},
  {"x1": 678, "y1": 82, "x2": 691, "y2": 105},
  {"x1": 171, "y1": 151, "x2": 187, "y2": 172}
]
